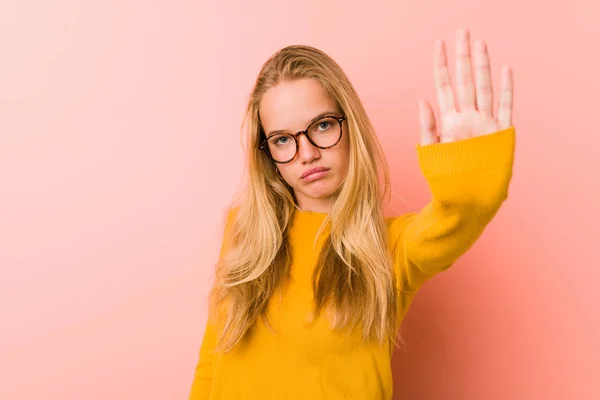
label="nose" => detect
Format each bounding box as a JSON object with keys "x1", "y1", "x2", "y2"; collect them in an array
[{"x1": 296, "y1": 134, "x2": 320, "y2": 164}]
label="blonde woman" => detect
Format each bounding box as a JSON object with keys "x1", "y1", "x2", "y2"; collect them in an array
[{"x1": 189, "y1": 28, "x2": 515, "y2": 399}]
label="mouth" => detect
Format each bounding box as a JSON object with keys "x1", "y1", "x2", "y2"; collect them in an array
[{"x1": 300, "y1": 166, "x2": 330, "y2": 182}]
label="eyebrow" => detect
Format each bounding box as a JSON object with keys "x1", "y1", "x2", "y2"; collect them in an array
[{"x1": 266, "y1": 110, "x2": 339, "y2": 137}]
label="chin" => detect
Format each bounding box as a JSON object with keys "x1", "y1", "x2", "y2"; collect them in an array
[{"x1": 299, "y1": 181, "x2": 340, "y2": 200}]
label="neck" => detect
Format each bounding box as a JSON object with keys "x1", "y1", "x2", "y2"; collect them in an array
[{"x1": 295, "y1": 196, "x2": 332, "y2": 214}]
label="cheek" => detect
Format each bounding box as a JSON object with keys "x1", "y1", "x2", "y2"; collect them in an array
[
  {"x1": 332, "y1": 142, "x2": 350, "y2": 171},
  {"x1": 278, "y1": 164, "x2": 297, "y2": 181}
]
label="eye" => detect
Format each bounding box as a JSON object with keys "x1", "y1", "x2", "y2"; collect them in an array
[
  {"x1": 269, "y1": 135, "x2": 293, "y2": 146},
  {"x1": 317, "y1": 121, "x2": 332, "y2": 131},
  {"x1": 275, "y1": 136, "x2": 290, "y2": 145}
]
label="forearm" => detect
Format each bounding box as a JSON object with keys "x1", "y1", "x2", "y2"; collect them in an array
[{"x1": 392, "y1": 127, "x2": 515, "y2": 291}]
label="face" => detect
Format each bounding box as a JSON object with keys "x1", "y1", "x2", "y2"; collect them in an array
[{"x1": 258, "y1": 78, "x2": 350, "y2": 213}]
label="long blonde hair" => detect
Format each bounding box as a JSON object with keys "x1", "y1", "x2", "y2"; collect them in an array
[{"x1": 211, "y1": 45, "x2": 397, "y2": 351}]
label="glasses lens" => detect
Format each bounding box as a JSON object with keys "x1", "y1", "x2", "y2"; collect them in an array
[
  {"x1": 266, "y1": 134, "x2": 296, "y2": 163},
  {"x1": 308, "y1": 117, "x2": 341, "y2": 148}
]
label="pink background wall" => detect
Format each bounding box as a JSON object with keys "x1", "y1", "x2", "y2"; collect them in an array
[{"x1": 1, "y1": 1, "x2": 598, "y2": 399}]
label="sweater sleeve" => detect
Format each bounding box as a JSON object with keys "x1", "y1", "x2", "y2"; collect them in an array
[
  {"x1": 389, "y1": 127, "x2": 516, "y2": 294},
  {"x1": 189, "y1": 207, "x2": 237, "y2": 400}
]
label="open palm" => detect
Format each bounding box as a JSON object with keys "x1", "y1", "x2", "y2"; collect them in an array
[{"x1": 419, "y1": 29, "x2": 514, "y2": 145}]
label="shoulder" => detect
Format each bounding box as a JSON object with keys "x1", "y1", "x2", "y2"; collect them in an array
[
  {"x1": 384, "y1": 213, "x2": 415, "y2": 230},
  {"x1": 384, "y1": 213, "x2": 417, "y2": 248},
  {"x1": 216, "y1": 204, "x2": 241, "y2": 253},
  {"x1": 223, "y1": 204, "x2": 240, "y2": 225}
]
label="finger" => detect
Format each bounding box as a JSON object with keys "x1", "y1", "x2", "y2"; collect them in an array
[
  {"x1": 474, "y1": 40, "x2": 493, "y2": 116},
  {"x1": 418, "y1": 100, "x2": 439, "y2": 145},
  {"x1": 455, "y1": 28, "x2": 476, "y2": 111},
  {"x1": 434, "y1": 40, "x2": 456, "y2": 116},
  {"x1": 497, "y1": 65, "x2": 513, "y2": 129}
]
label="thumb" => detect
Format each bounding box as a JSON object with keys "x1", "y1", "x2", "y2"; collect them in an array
[{"x1": 418, "y1": 100, "x2": 438, "y2": 145}]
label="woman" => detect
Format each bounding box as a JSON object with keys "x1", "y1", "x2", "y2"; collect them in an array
[{"x1": 189, "y1": 28, "x2": 515, "y2": 399}]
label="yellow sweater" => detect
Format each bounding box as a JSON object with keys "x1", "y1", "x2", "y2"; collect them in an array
[{"x1": 189, "y1": 127, "x2": 515, "y2": 400}]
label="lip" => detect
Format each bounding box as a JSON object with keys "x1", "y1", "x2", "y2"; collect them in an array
[{"x1": 300, "y1": 166, "x2": 330, "y2": 182}]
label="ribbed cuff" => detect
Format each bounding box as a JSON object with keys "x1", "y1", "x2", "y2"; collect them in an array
[{"x1": 416, "y1": 127, "x2": 516, "y2": 179}]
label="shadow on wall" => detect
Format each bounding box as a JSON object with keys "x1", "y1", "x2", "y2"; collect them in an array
[
  {"x1": 390, "y1": 256, "x2": 523, "y2": 400},
  {"x1": 392, "y1": 290, "x2": 451, "y2": 400}
]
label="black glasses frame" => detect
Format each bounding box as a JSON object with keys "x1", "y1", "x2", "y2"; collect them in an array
[{"x1": 258, "y1": 115, "x2": 346, "y2": 164}]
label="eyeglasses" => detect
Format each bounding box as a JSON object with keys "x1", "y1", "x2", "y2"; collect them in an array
[{"x1": 258, "y1": 115, "x2": 346, "y2": 164}]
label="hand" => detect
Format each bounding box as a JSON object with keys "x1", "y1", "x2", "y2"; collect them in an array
[{"x1": 419, "y1": 28, "x2": 514, "y2": 145}]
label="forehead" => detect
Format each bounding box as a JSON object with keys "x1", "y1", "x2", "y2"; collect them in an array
[{"x1": 259, "y1": 78, "x2": 337, "y2": 132}]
